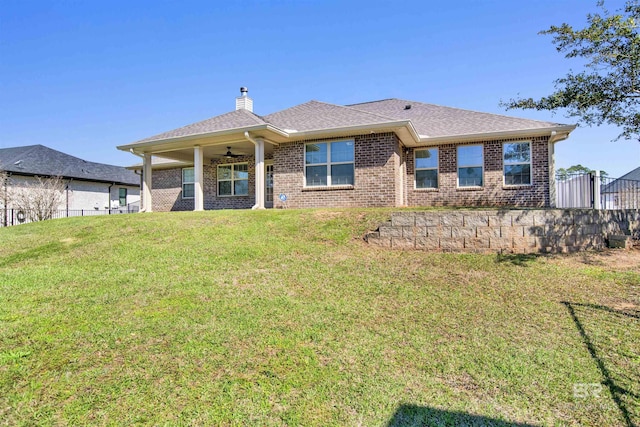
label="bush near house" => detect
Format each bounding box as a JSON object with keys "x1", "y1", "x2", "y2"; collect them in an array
[{"x1": 0, "y1": 209, "x2": 638, "y2": 426}]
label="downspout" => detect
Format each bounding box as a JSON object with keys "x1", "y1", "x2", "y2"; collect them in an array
[
  {"x1": 129, "y1": 149, "x2": 147, "y2": 212},
  {"x1": 66, "y1": 178, "x2": 72, "y2": 217},
  {"x1": 108, "y1": 183, "x2": 114, "y2": 214},
  {"x1": 547, "y1": 131, "x2": 570, "y2": 208},
  {"x1": 3, "y1": 172, "x2": 9, "y2": 227},
  {"x1": 244, "y1": 131, "x2": 263, "y2": 209}
]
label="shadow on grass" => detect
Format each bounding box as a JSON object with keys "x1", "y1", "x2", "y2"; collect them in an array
[
  {"x1": 562, "y1": 301, "x2": 640, "y2": 427},
  {"x1": 0, "y1": 241, "x2": 67, "y2": 268},
  {"x1": 387, "y1": 404, "x2": 538, "y2": 426},
  {"x1": 495, "y1": 253, "x2": 540, "y2": 266}
]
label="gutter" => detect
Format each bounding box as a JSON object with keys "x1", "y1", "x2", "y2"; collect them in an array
[
  {"x1": 117, "y1": 124, "x2": 288, "y2": 152},
  {"x1": 415, "y1": 125, "x2": 577, "y2": 146},
  {"x1": 287, "y1": 120, "x2": 421, "y2": 144},
  {"x1": 117, "y1": 121, "x2": 423, "y2": 152}
]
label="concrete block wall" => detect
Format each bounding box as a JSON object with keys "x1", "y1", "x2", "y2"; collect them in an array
[{"x1": 365, "y1": 209, "x2": 640, "y2": 253}]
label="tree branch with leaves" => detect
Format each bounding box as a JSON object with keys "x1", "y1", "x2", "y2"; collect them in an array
[{"x1": 502, "y1": 0, "x2": 640, "y2": 140}]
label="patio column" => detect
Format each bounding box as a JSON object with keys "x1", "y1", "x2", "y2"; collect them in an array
[
  {"x1": 254, "y1": 138, "x2": 265, "y2": 209},
  {"x1": 194, "y1": 145, "x2": 204, "y2": 211},
  {"x1": 142, "y1": 153, "x2": 153, "y2": 212}
]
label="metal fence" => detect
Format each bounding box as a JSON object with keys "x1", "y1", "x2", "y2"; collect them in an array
[
  {"x1": 556, "y1": 172, "x2": 640, "y2": 209},
  {"x1": 1, "y1": 206, "x2": 139, "y2": 227}
]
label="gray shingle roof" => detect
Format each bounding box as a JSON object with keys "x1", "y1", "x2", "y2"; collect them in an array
[
  {"x1": 128, "y1": 97, "x2": 572, "y2": 146},
  {"x1": 0, "y1": 145, "x2": 139, "y2": 186},
  {"x1": 137, "y1": 108, "x2": 267, "y2": 143},
  {"x1": 602, "y1": 166, "x2": 640, "y2": 193},
  {"x1": 347, "y1": 98, "x2": 567, "y2": 137},
  {"x1": 263, "y1": 100, "x2": 397, "y2": 132}
]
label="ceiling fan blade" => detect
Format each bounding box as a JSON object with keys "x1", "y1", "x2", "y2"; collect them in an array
[{"x1": 224, "y1": 147, "x2": 242, "y2": 158}]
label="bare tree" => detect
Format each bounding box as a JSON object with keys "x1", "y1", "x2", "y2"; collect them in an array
[
  {"x1": 0, "y1": 170, "x2": 9, "y2": 207},
  {"x1": 12, "y1": 176, "x2": 65, "y2": 222}
]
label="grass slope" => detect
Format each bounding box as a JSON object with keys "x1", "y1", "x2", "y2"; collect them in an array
[{"x1": 0, "y1": 209, "x2": 639, "y2": 426}]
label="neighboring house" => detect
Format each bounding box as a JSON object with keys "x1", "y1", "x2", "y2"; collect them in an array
[
  {"x1": 0, "y1": 144, "x2": 140, "y2": 211},
  {"x1": 117, "y1": 88, "x2": 576, "y2": 212},
  {"x1": 601, "y1": 166, "x2": 640, "y2": 209}
]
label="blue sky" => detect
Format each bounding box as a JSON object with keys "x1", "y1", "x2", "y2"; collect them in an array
[{"x1": 1, "y1": 0, "x2": 638, "y2": 177}]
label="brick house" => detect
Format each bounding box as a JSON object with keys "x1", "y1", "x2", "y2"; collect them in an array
[{"x1": 117, "y1": 88, "x2": 576, "y2": 211}]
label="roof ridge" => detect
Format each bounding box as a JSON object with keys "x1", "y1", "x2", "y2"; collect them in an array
[
  {"x1": 307, "y1": 99, "x2": 399, "y2": 123},
  {"x1": 616, "y1": 165, "x2": 640, "y2": 180},
  {"x1": 342, "y1": 102, "x2": 400, "y2": 122},
  {"x1": 345, "y1": 98, "x2": 398, "y2": 106},
  {"x1": 2, "y1": 144, "x2": 135, "y2": 171},
  {"x1": 0, "y1": 144, "x2": 42, "y2": 169},
  {"x1": 237, "y1": 107, "x2": 268, "y2": 125}
]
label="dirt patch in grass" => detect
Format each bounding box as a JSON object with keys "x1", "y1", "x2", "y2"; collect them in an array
[{"x1": 550, "y1": 248, "x2": 640, "y2": 272}]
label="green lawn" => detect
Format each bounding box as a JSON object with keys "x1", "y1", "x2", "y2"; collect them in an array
[{"x1": 1, "y1": 209, "x2": 638, "y2": 426}]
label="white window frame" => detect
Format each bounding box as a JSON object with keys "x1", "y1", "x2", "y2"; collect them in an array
[
  {"x1": 304, "y1": 139, "x2": 355, "y2": 187},
  {"x1": 182, "y1": 167, "x2": 194, "y2": 199},
  {"x1": 457, "y1": 145, "x2": 484, "y2": 188},
  {"x1": 414, "y1": 148, "x2": 439, "y2": 189},
  {"x1": 217, "y1": 162, "x2": 249, "y2": 197},
  {"x1": 503, "y1": 141, "x2": 532, "y2": 186}
]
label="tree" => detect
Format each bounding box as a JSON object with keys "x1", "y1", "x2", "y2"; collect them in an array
[
  {"x1": 501, "y1": 0, "x2": 640, "y2": 141},
  {"x1": 0, "y1": 170, "x2": 9, "y2": 207},
  {"x1": 556, "y1": 164, "x2": 609, "y2": 181},
  {"x1": 12, "y1": 176, "x2": 65, "y2": 222}
]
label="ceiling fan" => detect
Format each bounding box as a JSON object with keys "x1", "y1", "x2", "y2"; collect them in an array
[{"x1": 223, "y1": 147, "x2": 242, "y2": 159}]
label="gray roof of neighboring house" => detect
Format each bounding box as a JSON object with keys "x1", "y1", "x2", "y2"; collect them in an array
[
  {"x1": 130, "y1": 97, "x2": 571, "y2": 145},
  {"x1": 602, "y1": 166, "x2": 640, "y2": 193},
  {"x1": 0, "y1": 144, "x2": 140, "y2": 186}
]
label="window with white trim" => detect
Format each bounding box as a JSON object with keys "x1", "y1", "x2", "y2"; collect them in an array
[
  {"x1": 457, "y1": 145, "x2": 483, "y2": 187},
  {"x1": 415, "y1": 148, "x2": 438, "y2": 189},
  {"x1": 218, "y1": 163, "x2": 248, "y2": 196},
  {"x1": 305, "y1": 140, "x2": 354, "y2": 187},
  {"x1": 503, "y1": 141, "x2": 532, "y2": 185},
  {"x1": 182, "y1": 168, "x2": 194, "y2": 199}
]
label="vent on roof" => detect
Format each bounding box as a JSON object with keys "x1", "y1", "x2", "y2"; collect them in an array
[
  {"x1": 236, "y1": 87, "x2": 253, "y2": 112},
  {"x1": 404, "y1": 104, "x2": 412, "y2": 110}
]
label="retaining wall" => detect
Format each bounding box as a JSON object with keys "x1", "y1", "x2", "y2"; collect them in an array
[{"x1": 364, "y1": 209, "x2": 640, "y2": 253}]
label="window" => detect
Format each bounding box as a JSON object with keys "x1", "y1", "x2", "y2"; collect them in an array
[
  {"x1": 503, "y1": 141, "x2": 531, "y2": 185},
  {"x1": 182, "y1": 168, "x2": 194, "y2": 199},
  {"x1": 119, "y1": 188, "x2": 127, "y2": 207},
  {"x1": 218, "y1": 163, "x2": 248, "y2": 196},
  {"x1": 457, "y1": 145, "x2": 483, "y2": 187},
  {"x1": 415, "y1": 148, "x2": 438, "y2": 189},
  {"x1": 305, "y1": 140, "x2": 354, "y2": 187}
]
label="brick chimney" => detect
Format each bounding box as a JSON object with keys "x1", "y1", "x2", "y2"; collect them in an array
[{"x1": 235, "y1": 87, "x2": 253, "y2": 112}]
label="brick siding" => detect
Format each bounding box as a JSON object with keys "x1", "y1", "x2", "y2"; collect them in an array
[
  {"x1": 151, "y1": 154, "x2": 272, "y2": 211},
  {"x1": 273, "y1": 132, "x2": 403, "y2": 208},
  {"x1": 149, "y1": 133, "x2": 553, "y2": 211},
  {"x1": 406, "y1": 136, "x2": 551, "y2": 207}
]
